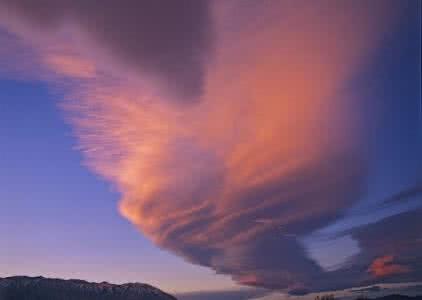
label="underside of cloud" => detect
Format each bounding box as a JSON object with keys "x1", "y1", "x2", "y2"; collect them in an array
[
  {"x1": 0, "y1": 0, "x2": 420, "y2": 294},
  {"x1": 0, "y1": 0, "x2": 212, "y2": 101}
]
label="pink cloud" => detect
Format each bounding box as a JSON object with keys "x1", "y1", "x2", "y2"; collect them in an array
[{"x1": 368, "y1": 255, "x2": 411, "y2": 278}]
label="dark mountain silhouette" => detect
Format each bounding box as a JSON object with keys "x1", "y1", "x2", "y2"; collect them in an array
[
  {"x1": 0, "y1": 276, "x2": 177, "y2": 300},
  {"x1": 1, "y1": 277, "x2": 421, "y2": 300},
  {"x1": 365, "y1": 296, "x2": 422, "y2": 300},
  {"x1": 355, "y1": 296, "x2": 422, "y2": 300}
]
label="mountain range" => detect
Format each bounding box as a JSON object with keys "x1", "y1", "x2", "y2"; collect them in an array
[
  {"x1": 1, "y1": 276, "x2": 422, "y2": 300},
  {"x1": 0, "y1": 276, "x2": 177, "y2": 300}
]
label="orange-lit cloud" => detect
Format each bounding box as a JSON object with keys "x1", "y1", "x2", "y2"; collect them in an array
[
  {"x1": 368, "y1": 255, "x2": 411, "y2": 278},
  {"x1": 0, "y1": 0, "x2": 413, "y2": 294},
  {"x1": 44, "y1": 53, "x2": 95, "y2": 78}
]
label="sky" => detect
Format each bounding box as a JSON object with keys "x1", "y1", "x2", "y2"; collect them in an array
[{"x1": 0, "y1": 0, "x2": 421, "y2": 299}]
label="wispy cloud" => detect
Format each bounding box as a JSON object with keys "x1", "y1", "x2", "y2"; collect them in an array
[{"x1": 176, "y1": 287, "x2": 270, "y2": 300}]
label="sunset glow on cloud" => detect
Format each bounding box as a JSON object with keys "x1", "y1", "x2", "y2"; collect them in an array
[
  {"x1": 0, "y1": 0, "x2": 421, "y2": 295},
  {"x1": 368, "y1": 256, "x2": 411, "y2": 278}
]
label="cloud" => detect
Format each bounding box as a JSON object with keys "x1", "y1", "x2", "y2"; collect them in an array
[
  {"x1": 0, "y1": 0, "x2": 420, "y2": 295},
  {"x1": 43, "y1": 53, "x2": 95, "y2": 78},
  {"x1": 350, "y1": 286, "x2": 383, "y2": 293},
  {"x1": 176, "y1": 288, "x2": 270, "y2": 300},
  {"x1": 301, "y1": 185, "x2": 422, "y2": 279},
  {"x1": 351, "y1": 208, "x2": 422, "y2": 285},
  {"x1": 368, "y1": 256, "x2": 411, "y2": 278},
  {"x1": 0, "y1": 0, "x2": 213, "y2": 101}
]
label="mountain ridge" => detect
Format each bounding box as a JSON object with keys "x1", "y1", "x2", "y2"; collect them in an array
[
  {"x1": 357, "y1": 296, "x2": 422, "y2": 300},
  {"x1": 0, "y1": 276, "x2": 177, "y2": 300}
]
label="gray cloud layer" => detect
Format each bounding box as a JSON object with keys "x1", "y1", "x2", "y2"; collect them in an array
[{"x1": 0, "y1": 0, "x2": 212, "y2": 101}]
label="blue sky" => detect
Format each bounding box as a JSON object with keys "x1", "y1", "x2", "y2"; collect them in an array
[{"x1": 0, "y1": 78, "x2": 237, "y2": 293}]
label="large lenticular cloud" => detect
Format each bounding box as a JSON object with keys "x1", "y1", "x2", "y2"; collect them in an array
[{"x1": 1, "y1": 0, "x2": 418, "y2": 294}]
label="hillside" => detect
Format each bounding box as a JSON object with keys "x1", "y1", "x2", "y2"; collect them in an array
[{"x1": 0, "y1": 276, "x2": 177, "y2": 300}]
